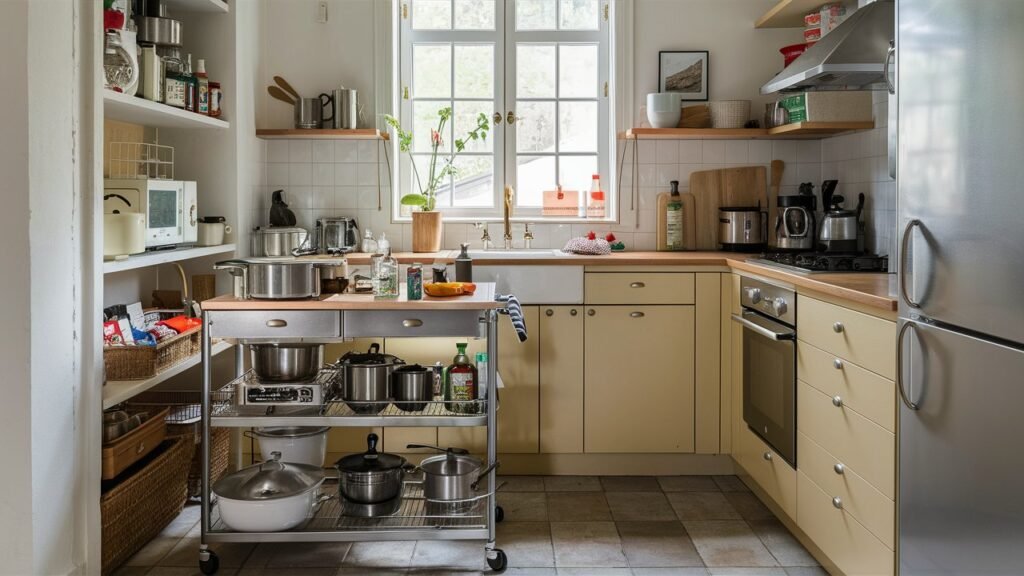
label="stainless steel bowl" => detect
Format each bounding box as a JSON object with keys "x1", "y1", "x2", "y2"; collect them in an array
[
  {"x1": 392, "y1": 365, "x2": 432, "y2": 412},
  {"x1": 250, "y1": 343, "x2": 324, "y2": 383}
]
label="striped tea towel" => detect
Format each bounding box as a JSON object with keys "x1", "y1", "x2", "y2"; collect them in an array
[{"x1": 496, "y1": 294, "x2": 528, "y2": 342}]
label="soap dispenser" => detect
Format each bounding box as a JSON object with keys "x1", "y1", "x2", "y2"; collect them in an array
[{"x1": 455, "y1": 243, "x2": 473, "y2": 282}]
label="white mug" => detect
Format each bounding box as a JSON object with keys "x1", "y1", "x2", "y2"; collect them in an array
[
  {"x1": 197, "y1": 222, "x2": 232, "y2": 246},
  {"x1": 647, "y1": 93, "x2": 682, "y2": 128}
]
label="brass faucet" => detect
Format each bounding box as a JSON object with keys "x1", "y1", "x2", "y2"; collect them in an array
[{"x1": 503, "y1": 186, "x2": 514, "y2": 249}]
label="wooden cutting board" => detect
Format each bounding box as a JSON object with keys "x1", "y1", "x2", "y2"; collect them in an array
[
  {"x1": 680, "y1": 192, "x2": 697, "y2": 250},
  {"x1": 689, "y1": 166, "x2": 769, "y2": 249}
]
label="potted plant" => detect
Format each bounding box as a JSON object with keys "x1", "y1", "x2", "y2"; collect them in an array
[{"x1": 383, "y1": 108, "x2": 489, "y2": 252}]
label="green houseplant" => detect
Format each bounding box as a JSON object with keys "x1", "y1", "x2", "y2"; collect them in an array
[{"x1": 383, "y1": 108, "x2": 489, "y2": 252}]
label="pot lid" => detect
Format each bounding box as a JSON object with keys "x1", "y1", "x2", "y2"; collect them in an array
[
  {"x1": 394, "y1": 364, "x2": 429, "y2": 374},
  {"x1": 212, "y1": 452, "x2": 324, "y2": 501},
  {"x1": 420, "y1": 453, "x2": 482, "y2": 477},
  {"x1": 253, "y1": 426, "x2": 330, "y2": 439},
  {"x1": 340, "y1": 343, "x2": 403, "y2": 366},
  {"x1": 335, "y1": 433, "x2": 407, "y2": 473}
]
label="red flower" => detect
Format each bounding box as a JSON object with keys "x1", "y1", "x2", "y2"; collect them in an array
[
  {"x1": 431, "y1": 129, "x2": 442, "y2": 147},
  {"x1": 586, "y1": 231, "x2": 597, "y2": 240},
  {"x1": 605, "y1": 233, "x2": 616, "y2": 242}
]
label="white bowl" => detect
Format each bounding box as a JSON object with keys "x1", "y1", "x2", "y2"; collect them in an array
[{"x1": 647, "y1": 93, "x2": 682, "y2": 128}]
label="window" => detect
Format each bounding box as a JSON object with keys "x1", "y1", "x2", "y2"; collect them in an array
[{"x1": 398, "y1": 0, "x2": 612, "y2": 221}]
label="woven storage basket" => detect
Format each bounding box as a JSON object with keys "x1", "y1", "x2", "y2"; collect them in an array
[
  {"x1": 170, "y1": 423, "x2": 231, "y2": 498},
  {"x1": 103, "y1": 326, "x2": 202, "y2": 381},
  {"x1": 101, "y1": 436, "x2": 192, "y2": 574},
  {"x1": 708, "y1": 100, "x2": 752, "y2": 129}
]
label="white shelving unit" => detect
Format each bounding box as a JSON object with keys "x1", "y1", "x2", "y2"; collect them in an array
[
  {"x1": 166, "y1": 0, "x2": 230, "y2": 14},
  {"x1": 103, "y1": 244, "x2": 237, "y2": 274},
  {"x1": 103, "y1": 90, "x2": 230, "y2": 130},
  {"x1": 103, "y1": 340, "x2": 232, "y2": 409}
]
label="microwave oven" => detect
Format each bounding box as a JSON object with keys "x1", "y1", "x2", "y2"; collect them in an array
[{"x1": 104, "y1": 178, "x2": 198, "y2": 248}]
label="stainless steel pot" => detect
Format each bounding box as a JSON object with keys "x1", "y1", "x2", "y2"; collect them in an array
[
  {"x1": 718, "y1": 206, "x2": 768, "y2": 252},
  {"x1": 250, "y1": 343, "x2": 324, "y2": 382},
  {"x1": 251, "y1": 226, "x2": 309, "y2": 257},
  {"x1": 408, "y1": 444, "x2": 499, "y2": 510},
  {"x1": 212, "y1": 452, "x2": 327, "y2": 532},
  {"x1": 339, "y1": 344, "x2": 404, "y2": 414},
  {"x1": 214, "y1": 258, "x2": 344, "y2": 300},
  {"x1": 334, "y1": 433, "x2": 409, "y2": 504},
  {"x1": 392, "y1": 364, "x2": 432, "y2": 412}
]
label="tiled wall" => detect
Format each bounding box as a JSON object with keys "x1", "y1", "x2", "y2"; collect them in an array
[{"x1": 252, "y1": 93, "x2": 893, "y2": 262}]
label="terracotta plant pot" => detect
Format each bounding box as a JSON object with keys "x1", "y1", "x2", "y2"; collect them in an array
[{"x1": 412, "y1": 210, "x2": 443, "y2": 253}]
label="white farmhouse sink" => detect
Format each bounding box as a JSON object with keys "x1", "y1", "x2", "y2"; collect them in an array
[{"x1": 474, "y1": 264, "x2": 584, "y2": 304}]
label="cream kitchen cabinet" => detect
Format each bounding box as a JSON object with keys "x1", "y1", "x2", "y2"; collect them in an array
[
  {"x1": 539, "y1": 306, "x2": 584, "y2": 454},
  {"x1": 583, "y1": 304, "x2": 696, "y2": 453}
]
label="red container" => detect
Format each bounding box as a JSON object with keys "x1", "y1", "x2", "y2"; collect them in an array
[
  {"x1": 104, "y1": 9, "x2": 126, "y2": 31},
  {"x1": 780, "y1": 43, "x2": 810, "y2": 67}
]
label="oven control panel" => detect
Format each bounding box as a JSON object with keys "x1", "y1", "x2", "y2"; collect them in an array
[{"x1": 740, "y1": 277, "x2": 796, "y2": 326}]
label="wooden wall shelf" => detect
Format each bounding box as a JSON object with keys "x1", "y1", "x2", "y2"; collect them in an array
[
  {"x1": 622, "y1": 122, "x2": 874, "y2": 140},
  {"x1": 256, "y1": 129, "x2": 390, "y2": 140},
  {"x1": 756, "y1": 0, "x2": 825, "y2": 28}
]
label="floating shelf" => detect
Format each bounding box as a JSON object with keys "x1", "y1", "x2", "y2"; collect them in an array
[
  {"x1": 103, "y1": 340, "x2": 232, "y2": 409},
  {"x1": 165, "y1": 0, "x2": 229, "y2": 13},
  {"x1": 103, "y1": 244, "x2": 236, "y2": 274},
  {"x1": 623, "y1": 122, "x2": 874, "y2": 140},
  {"x1": 256, "y1": 129, "x2": 390, "y2": 140},
  {"x1": 103, "y1": 90, "x2": 230, "y2": 130},
  {"x1": 756, "y1": 0, "x2": 826, "y2": 28}
]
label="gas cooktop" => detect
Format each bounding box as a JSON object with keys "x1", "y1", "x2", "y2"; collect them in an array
[{"x1": 750, "y1": 252, "x2": 890, "y2": 274}]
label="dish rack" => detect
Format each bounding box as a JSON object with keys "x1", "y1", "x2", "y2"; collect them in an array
[
  {"x1": 196, "y1": 300, "x2": 507, "y2": 574},
  {"x1": 108, "y1": 141, "x2": 174, "y2": 180}
]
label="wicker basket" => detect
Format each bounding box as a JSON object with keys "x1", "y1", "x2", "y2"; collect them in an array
[
  {"x1": 103, "y1": 326, "x2": 202, "y2": 381},
  {"x1": 101, "y1": 436, "x2": 192, "y2": 574},
  {"x1": 708, "y1": 100, "x2": 752, "y2": 129}
]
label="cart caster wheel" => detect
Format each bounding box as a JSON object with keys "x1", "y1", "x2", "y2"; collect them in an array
[
  {"x1": 487, "y1": 548, "x2": 508, "y2": 572},
  {"x1": 199, "y1": 550, "x2": 219, "y2": 575},
  {"x1": 495, "y1": 505, "x2": 505, "y2": 523}
]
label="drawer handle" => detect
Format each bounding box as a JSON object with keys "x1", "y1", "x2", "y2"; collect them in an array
[
  {"x1": 832, "y1": 395, "x2": 844, "y2": 408},
  {"x1": 832, "y1": 497, "x2": 843, "y2": 510},
  {"x1": 266, "y1": 319, "x2": 288, "y2": 328},
  {"x1": 402, "y1": 319, "x2": 424, "y2": 328},
  {"x1": 630, "y1": 282, "x2": 646, "y2": 288},
  {"x1": 833, "y1": 321, "x2": 845, "y2": 333},
  {"x1": 762, "y1": 451, "x2": 773, "y2": 461},
  {"x1": 588, "y1": 309, "x2": 596, "y2": 316},
  {"x1": 546, "y1": 309, "x2": 554, "y2": 316},
  {"x1": 833, "y1": 358, "x2": 844, "y2": 370},
  {"x1": 630, "y1": 311, "x2": 645, "y2": 318},
  {"x1": 834, "y1": 463, "x2": 845, "y2": 475}
]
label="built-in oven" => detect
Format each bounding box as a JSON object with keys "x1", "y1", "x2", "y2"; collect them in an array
[{"x1": 731, "y1": 277, "x2": 797, "y2": 467}]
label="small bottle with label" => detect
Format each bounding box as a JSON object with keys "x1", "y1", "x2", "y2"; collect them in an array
[
  {"x1": 183, "y1": 54, "x2": 197, "y2": 112},
  {"x1": 475, "y1": 352, "x2": 488, "y2": 403},
  {"x1": 373, "y1": 247, "x2": 399, "y2": 299},
  {"x1": 195, "y1": 58, "x2": 210, "y2": 115},
  {"x1": 163, "y1": 57, "x2": 188, "y2": 109},
  {"x1": 444, "y1": 343, "x2": 478, "y2": 414},
  {"x1": 587, "y1": 174, "x2": 606, "y2": 219}
]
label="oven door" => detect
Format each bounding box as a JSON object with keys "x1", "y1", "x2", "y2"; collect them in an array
[{"x1": 731, "y1": 310, "x2": 797, "y2": 466}]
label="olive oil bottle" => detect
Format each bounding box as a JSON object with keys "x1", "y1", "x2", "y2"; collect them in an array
[{"x1": 444, "y1": 343, "x2": 478, "y2": 414}]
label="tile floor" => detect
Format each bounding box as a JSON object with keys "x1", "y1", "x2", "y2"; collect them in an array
[{"x1": 115, "y1": 475, "x2": 825, "y2": 576}]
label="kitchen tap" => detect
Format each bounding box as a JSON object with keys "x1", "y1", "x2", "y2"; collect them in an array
[
  {"x1": 475, "y1": 222, "x2": 492, "y2": 250},
  {"x1": 503, "y1": 186, "x2": 514, "y2": 249},
  {"x1": 523, "y1": 223, "x2": 534, "y2": 249}
]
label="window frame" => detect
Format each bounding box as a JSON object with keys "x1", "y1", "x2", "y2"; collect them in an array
[{"x1": 395, "y1": 0, "x2": 615, "y2": 223}]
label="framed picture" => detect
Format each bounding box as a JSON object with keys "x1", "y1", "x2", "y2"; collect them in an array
[{"x1": 659, "y1": 51, "x2": 709, "y2": 101}]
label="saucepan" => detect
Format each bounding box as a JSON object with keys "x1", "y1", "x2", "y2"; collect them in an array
[
  {"x1": 334, "y1": 433, "x2": 412, "y2": 504},
  {"x1": 407, "y1": 443, "x2": 500, "y2": 515}
]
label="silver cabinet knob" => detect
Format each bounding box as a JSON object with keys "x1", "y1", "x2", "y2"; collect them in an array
[
  {"x1": 630, "y1": 282, "x2": 646, "y2": 289},
  {"x1": 832, "y1": 395, "x2": 844, "y2": 407},
  {"x1": 266, "y1": 319, "x2": 288, "y2": 328},
  {"x1": 402, "y1": 319, "x2": 424, "y2": 328},
  {"x1": 570, "y1": 309, "x2": 578, "y2": 316},
  {"x1": 772, "y1": 298, "x2": 788, "y2": 316},
  {"x1": 587, "y1": 309, "x2": 596, "y2": 316},
  {"x1": 745, "y1": 287, "x2": 763, "y2": 304},
  {"x1": 834, "y1": 463, "x2": 845, "y2": 475},
  {"x1": 630, "y1": 311, "x2": 645, "y2": 318},
  {"x1": 545, "y1": 309, "x2": 554, "y2": 317},
  {"x1": 832, "y1": 497, "x2": 843, "y2": 509},
  {"x1": 763, "y1": 451, "x2": 773, "y2": 461},
  {"x1": 833, "y1": 358, "x2": 844, "y2": 370},
  {"x1": 833, "y1": 322, "x2": 845, "y2": 333}
]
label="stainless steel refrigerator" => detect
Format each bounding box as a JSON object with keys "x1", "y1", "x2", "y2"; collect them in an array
[{"x1": 896, "y1": 1, "x2": 1024, "y2": 574}]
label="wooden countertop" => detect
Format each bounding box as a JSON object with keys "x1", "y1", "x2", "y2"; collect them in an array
[
  {"x1": 290, "y1": 251, "x2": 898, "y2": 312},
  {"x1": 203, "y1": 282, "x2": 501, "y2": 311}
]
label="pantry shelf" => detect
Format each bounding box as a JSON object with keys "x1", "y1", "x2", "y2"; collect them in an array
[
  {"x1": 756, "y1": 0, "x2": 827, "y2": 28},
  {"x1": 622, "y1": 122, "x2": 874, "y2": 140},
  {"x1": 255, "y1": 129, "x2": 390, "y2": 140},
  {"x1": 103, "y1": 90, "x2": 230, "y2": 130},
  {"x1": 103, "y1": 340, "x2": 232, "y2": 409},
  {"x1": 103, "y1": 244, "x2": 237, "y2": 274},
  {"x1": 165, "y1": 0, "x2": 229, "y2": 13}
]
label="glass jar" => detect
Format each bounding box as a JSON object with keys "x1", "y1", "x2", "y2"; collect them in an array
[{"x1": 103, "y1": 31, "x2": 137, "y2": 93}]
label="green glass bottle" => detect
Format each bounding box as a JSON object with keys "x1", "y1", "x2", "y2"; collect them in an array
[{"x1": 444, "y1": 343, "x2": 478, "y2": 414}]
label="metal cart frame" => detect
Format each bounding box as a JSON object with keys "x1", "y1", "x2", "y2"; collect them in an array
[{"x1": 197, "y1": 302, "x2": 506, "y2": 574}]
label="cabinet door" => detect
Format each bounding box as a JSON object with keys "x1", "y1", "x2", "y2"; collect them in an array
[
  {"x1": 539, "y1": 306, "x2": 584, "y2": 453},
  {"x1": 584, "y1": 305, "x2": 695, "y2": 453}
]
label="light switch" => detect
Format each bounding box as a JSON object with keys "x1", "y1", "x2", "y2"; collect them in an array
[{"x1": 316, "y1": 1, "x2": 328, "y2": 23}]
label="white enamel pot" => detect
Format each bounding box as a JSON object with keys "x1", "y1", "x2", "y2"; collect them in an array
[
  {"x1": 246, "y1": 426, "x2": 329, "y2": 467},
  {"x1": 212, "y1": 452, "x2": 328, "y2": 532}
]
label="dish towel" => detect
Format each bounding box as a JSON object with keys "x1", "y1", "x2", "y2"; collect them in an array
[{"x1": 496, "y1": 294, "x2": 528, "y2": 342}]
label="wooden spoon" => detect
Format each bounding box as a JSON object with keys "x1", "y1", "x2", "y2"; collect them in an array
[
  {"x1": 274, "y1": 76, "x2": 302, "y2": 101},
  {"x1": 769, "y1": 160, "x2": 785, "y2": 246},
  {"x1": 268, "y1": 85, "x2": 295, "y2": 105}
]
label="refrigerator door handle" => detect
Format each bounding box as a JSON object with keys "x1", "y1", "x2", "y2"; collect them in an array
[
  {"x1": 900, "y1": 219, "x2": 923, "y2": 308},
  {"x1": 897, "y1": 320, "x2": 920, "y2": 411},
  {"x1": 884, "y1": 40, "x2": 896, "y2": 95}
]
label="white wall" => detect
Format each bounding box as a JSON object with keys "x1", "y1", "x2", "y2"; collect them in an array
[{"x1": 0, "y1": 0, "x2": 88, "y2": 573}]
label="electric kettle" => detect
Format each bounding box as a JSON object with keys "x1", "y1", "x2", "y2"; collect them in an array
[{"x1": 774, "y1": 183, "x2": 817, "y2": 251}]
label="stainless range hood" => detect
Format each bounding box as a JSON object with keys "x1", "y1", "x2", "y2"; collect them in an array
[{"x1": 761, "y1": 0, "x2": 894, "y2": 94}]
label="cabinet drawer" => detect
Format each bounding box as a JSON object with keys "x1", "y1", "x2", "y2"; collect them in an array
[
  {"x1": 798, "y1": 432, "x2": 894, "y2": 549},
  {"x1": 208, "y1": 310, "x2": 341, "y2": 339},
  {"x1": 797, "y1": 296, "x2": 896, "y2": 379},
  {"x1": 798, "y1": 340, "x2": 895, "y2": 432},
  {"x1": 585, "y1": 273, "x2": 695, "y2": 304},
  {"x1": 798, "y1": 381, "x2": 894, "y2": 499},
  {"x1": 344, "y1": 310, "x2": 482, "y2": 338},
  {"x1": 733, "y1": 424, "x2": 797, "y2": 519},
  {"x1": 798, "y1": 472, "x2": 894, "y2": 576}
]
